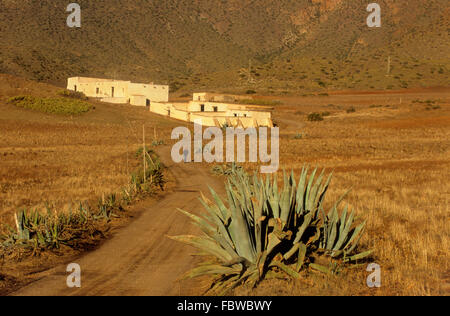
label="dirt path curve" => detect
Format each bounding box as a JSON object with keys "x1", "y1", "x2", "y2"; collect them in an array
[{"x1": 12, "y1": 146, "x2": 225, "y2": 296}]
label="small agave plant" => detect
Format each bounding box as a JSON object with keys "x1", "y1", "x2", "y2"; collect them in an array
[{"x1": 170, "y1": 167, "x2": 371, "y2": 294}]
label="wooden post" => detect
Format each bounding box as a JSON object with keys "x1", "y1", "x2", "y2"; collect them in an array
[
  {"x1": 143, "y1": 124, "x2": 146, "y2": 184},
  {"x1": 126, "y1": 134, "x2": 129, "y2": 176}
]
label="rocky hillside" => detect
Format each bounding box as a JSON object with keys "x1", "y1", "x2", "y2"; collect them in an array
[{"x1": 0, "y1": 0, "x2": 448, "y2": 92}]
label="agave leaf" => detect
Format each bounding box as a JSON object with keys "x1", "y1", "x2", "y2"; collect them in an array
[
  {"x1": 310, "y1": 263, "x2": 332, "y2": 274},
  {"x1": 295, "y1": 166, "x2": 308, "y2": 214},
  {"x1": 176, "y1": 209, "x2": 237, "y2": 257},
  {"x1": 168, "y1": 235, "x2": 234, "y2": 262},
  {"x1": 296, "y1": 243, "x2": 307, "y2": 272},
  {"x1": 304, "y1": 168, "x2": 317, "y2": 212},
  {"x1": 183, "y1": 264, "x2": 241, "y2": 279},
  {"x1": 344, "y1": 221, "x2": 366, "y2": 252},
  {"x1": 293, "y1": 212, "x2": 312, "y2": 244},
  {"x1": 333, "y1": 208, "x2": 354, "y2": 251},
  {"x1": 283, "y1": 242, "x2": 300, "y2": 261},
  {"x1": 344, "y1": 250, "x2": 373, "y2": 262},
  {"x1": 270, "y1": 261, "x2": 300, "y2": 279}
]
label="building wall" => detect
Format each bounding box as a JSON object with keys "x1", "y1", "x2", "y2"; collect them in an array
[
  {"x1": 170, "y1": 108, "x2": 190, "y2": 122},
  {"x1": 129, "y1": 83, "x2": 169, "y2": 102},
  {"x1": 101, "y1": 97, "x2": 129, "y2": 104},
  {"x1": 67, "y1": 77, "x2": 169, "y2": 103},
  {"x1": 188, "y1": 101, "x2": 229, "y2": 113},
  {"x1": 150, "y1": 102, "x2": 171, "y2": 116},
  {"x1": 68, "y1": 77, "x2": 130, "y2": 98},
  {"x1": 130, "y1": 95, "x2": 147, "y2": 107},
  {"x1": 148, "y1": 101, "x2": 272, "y2": 128}
]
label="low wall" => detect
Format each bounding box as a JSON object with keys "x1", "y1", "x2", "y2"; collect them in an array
[
  {"x1": 170, "y1": 108, "x2": 190, "y2": 122},
  {"x1": 150, "y1": 102, "x2": 170, "y2": 116},
  {"x1": 100, "y1": 97, "x2": 129, "y2": 104}
]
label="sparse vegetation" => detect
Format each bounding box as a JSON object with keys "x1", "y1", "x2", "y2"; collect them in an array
[
  {"x1": 8, "y1": 95, "x2": 91, "y2": 115},
  {"x1": 239, "y1": 99, "x2": 282, "y2": 106},
  {"x1": 58, "y1": 89, "x2": 88, "y2": 100},
  {"x1": 211, "y1": 162, "x2": 244, "y2": 177},
  {"x1": 0, "y1": 146, "x2": 165, "y2": 256},
  {"x1": 346, "y1": 106, "x2": 356, "y2": 113},
  {"x1": 308, "y1": 113, "x2": 324, "y2": 122}
]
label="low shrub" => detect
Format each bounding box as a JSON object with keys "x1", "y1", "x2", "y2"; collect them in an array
[
  {"x1": 307, "y1": 113, "x2": 324, "y2": 122},
  {"x1": 8, "y1": 95, "x2": 91, "y2": 115},
  {"x1": 346, "y1": 106, "x2": 356, "y2": 113},
  {"x1": 58, "y1": 89, "x2": 88, "y2": 100}
]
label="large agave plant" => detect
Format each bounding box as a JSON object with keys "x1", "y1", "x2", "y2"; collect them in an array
[{"x1": 170, "y1": 168, "x2": 371, "y2": 293}]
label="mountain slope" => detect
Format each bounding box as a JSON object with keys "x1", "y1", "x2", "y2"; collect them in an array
[{"x1": 0, "y1": 0, "x2": 448, "y2": 92}]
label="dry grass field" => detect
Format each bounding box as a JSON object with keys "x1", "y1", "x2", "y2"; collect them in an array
[
  {"x1": 232, "y1": 88, "x2": 449, "y2": 296},
  {"x1": 0, "y1": 75, "x2": 181, "y2": 226},
  {"x1": 0, "y1": 74, "x2": 448, "y2": 295}
]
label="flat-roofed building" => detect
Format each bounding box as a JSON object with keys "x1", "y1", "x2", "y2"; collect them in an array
[{"x1": 67, "y1": 77, "x2": 169, "y2": 105}]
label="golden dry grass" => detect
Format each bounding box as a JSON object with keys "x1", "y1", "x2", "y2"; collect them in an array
[
  {"x1": 0, "y1": 74, "x2": 181, "y2": 228},
  {"x1": 234, "y1": 88, "x2": 450, "y2": 296},
  {"x1": 0, "y1": 74, "x2": 448, "y2": 295}
]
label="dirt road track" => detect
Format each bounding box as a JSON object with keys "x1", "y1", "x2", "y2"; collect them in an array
[{"x1": 12, "y1": 146, "x2": 225, "y2": 296}]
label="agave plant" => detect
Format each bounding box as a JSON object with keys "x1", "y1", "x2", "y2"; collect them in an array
[
  {"x1": 1, "y1": 203, "x2": 95, "y2": 250},
  {"x1": 170, "y1": 167, "x2": 371, "y2": 294}
]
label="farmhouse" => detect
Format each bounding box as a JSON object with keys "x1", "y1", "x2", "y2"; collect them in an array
[
  {"x1": 67, "y1": 77, "x2": 169, "y2": 105},
  {"x1": 150, "y1": 94, "x2": 274, "y2": 128},
  {"x1": 67, "y1": 77, "x2": 273, "y2": 128}
]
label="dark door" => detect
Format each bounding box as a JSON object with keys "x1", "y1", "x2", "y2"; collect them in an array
[{"x1": 111, "y1": 87, "x2": 115, "y2": 97}]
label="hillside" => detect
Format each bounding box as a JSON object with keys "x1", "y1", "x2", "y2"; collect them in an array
[{"x1": 0, "y1": 0, "x2": 448, "y2": 92}]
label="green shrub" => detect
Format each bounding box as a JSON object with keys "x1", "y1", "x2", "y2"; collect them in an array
[
  {"x1": 58, "y1": 89, "x2": 88, "y2": 100},
  {"x1": 8, "y1": 96, "x2": 91, "y2": 115}
]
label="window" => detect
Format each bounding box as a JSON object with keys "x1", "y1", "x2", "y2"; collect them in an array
[
  {"x1": 234, "y1": 113, "x2": 238, "y2": 117},
  {"x1": 96, "y1": 88, "x2": 99, "y2": 94},
  {"x1": 74, "y1": 85, "x2": 77, "y2": 92},
  {"x1": 213, "y1": 106, "x2": 218, "y2": 112},
  {"x1": 200, "y1": 104, "x2": 205, "y2": 112}
]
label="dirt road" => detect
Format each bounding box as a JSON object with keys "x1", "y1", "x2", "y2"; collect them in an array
[{"x1": 12, "y1": 146, "x2": 225, "y2": 296}]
